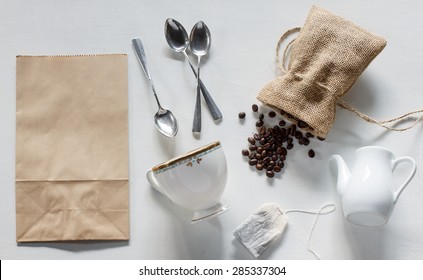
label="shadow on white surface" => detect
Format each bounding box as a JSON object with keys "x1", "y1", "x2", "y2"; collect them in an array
[
  {"x1": 342, "y1": 219, "x2": 388, "y2": 260},
  {"x1": 148, "y1": 185, "x2": 225, "y2": 259},
  {"x1": 17, "y1": 240, "x2": 129, "y2": 252}
]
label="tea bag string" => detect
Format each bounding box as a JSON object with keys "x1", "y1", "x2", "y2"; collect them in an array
[
  {"x1": 283, "y1": 203, "x2": 336, "y2": 260},
  {"x1": 276, "y1": 27, "x2": 423, "y2": 132}
]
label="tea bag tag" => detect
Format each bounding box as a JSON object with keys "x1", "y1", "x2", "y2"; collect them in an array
[
  {"x1": 233, "y1": 202, "x2": 336, "y2": 259},
  {"x1": 233, "y1": 203, "x2": 288, "y2": 258}
]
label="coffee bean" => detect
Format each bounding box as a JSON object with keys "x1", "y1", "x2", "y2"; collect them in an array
[
  {"x1": 286, "y1": 113, "x2": 294, "y2": 119},
  {"x1": 252, "y1": 104, "x2": 258, "y2": 112},
  {"x1": 277, "y1": 161, "x2": 285, "y2": 168},
  {"x1": 306, "y1": 132, "x2": 314, "y2": 138},
  {"x1": 273, "y1": 165, "x2": 282, "y2": 172},
  {"x1": 249, "y1": 159, "x2": 258, "y2": 166},
  {"x1": 279, "y1": 120, "x2": 286, "y2": 127},
  {"x1": 281, "y1": 147, "x2": 287, "y2": 156},
  {"x1": 297, "y1": 120, "x2": 308, "y2": 128},
  {"x1": 242, "y1": 149, "x2": 249, "y2": 156},
  {"x1": 254, "y1": 133, "x2": 261, "y2": 140},
  {"x1": 248, "y1": 137, "x2": 255, "y2": 145},
  {"x1": 259, "y1": 113, "x2": 264, "y2": 120},
  {"x1": 308, "y1": 149, "x2": 315, "y2": 158},
  {"x1": 259, "y1": 138, "x2": 266, "y2": 145},
  {"x1": 257, "y1": 147, "x2": 264, "y2": 154},
  {"x1": 238, "y1": 112, "x2": 246, "y2": 119},
  {"x1": 263, "y1": 157, "x2": 271, "y2": 164},
  {"x1": 249, "y1": 145, "x2": 257, "y2": 151},
  {"x1": 268, "y1": 111, "x2": 276, "y2": 118},
  {"x1": 255, "y1": 153, "x2": 262, "y2": 160},
  {"x1": 290, "y1": 124, "x2": 297, "y2": 136},
  {"x1": 266, "y1": 170, "x2": 275, "y2": 178},
  {"x1": 267, "y1": 165, "x2": 274, "y2": 171},
  {"x1": 287, "y1": 143, "x2": 294, "y2": 150},
  {"x1": 302, "y1": 137, "x2": 310, "y2": 146},
  {"x1": 256, "y1": 164, "x2": 264, "y2": 171},
  {"x1": 248, "y1": 153, "x2": 256, "y2": 159},
  {"x1": 256, "y1": 120, "x2": 264, "y2": 127},
  {"x1": 272, "y1": 155, "x2": 278, "y2": 161},
  {"x1": 263, "y1": 143, "x2": 271, "y2": 150},
  {"x1": 295, "y1": 131, "x2": 303, "y2": 139},
  {"x1": 259, "y1": 127, "x2": 266, "y2": 135},
  {"x1": 276, "y1": 147, "x2": 282, "y2": 155},
  {"x1": 317, "y1": 137, "x2": 325, "y2": 141}
]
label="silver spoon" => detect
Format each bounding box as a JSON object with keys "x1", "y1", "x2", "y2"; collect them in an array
[
  {"x1": 190, "y1": 21, "x2": 211, "y2": 133},
  {"x1": 132, "y1": 38, "x2": 178, "y2": 137},
  {"x1": 164, "y1": 18, "x2": 222, "y2": 122}
]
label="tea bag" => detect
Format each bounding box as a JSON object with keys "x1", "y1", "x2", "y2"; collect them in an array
[
  {"x1": 233, "y1": 203, "x2": 288, "y2": 258},
  {"x1": 233, "y1": 203, "x2": 336, "y2": 258}
]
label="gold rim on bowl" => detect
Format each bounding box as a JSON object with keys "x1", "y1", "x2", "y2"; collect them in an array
[{"x1": 152, "y1": 141, "x2": 221, "y2": 173}]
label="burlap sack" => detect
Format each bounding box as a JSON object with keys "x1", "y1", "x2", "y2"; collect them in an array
[
  {"x1": 257, "y1": 6, "x2": 387, "y2": 138},
  {"x1": 16, "y1": 54, "x2": 129, "y2": 242}
]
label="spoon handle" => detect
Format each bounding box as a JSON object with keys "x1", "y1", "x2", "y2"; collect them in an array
[
  {"x1": 132, "y1": 38, "x2": 162, "y2": 108},
  {"x1": 184, "y1": 53, "x2": 223, "y2": 121},
  {"x1": 192, "y1": 83, "x2": 202, "y2": 133}
]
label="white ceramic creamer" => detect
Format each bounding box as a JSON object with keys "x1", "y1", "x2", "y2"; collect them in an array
[{"x1": 331, "y1": 146, "x2": 416, "y2": 226}]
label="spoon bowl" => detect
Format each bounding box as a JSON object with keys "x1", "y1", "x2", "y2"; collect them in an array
[
  {"x1": 155, "y1": 108, "x2": 178, "y2": 137},
  {"x1": 165, "y1": 18, "x2": 189, "y2": 53},
  {"x1": 165, "y1": 19, "x2": 223, "y2": 122},
  {"x1": 190, "y1": 22, "x2": 211, "y2": 57}
]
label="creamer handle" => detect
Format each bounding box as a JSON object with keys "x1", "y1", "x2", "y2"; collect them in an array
[{"x1": 392, "y1": 156, "x2": 417, "y2": 203}]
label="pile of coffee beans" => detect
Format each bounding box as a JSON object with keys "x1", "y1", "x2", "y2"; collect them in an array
[{"x1": 240, "y1": 104, "x2": 321, "y2": 178}]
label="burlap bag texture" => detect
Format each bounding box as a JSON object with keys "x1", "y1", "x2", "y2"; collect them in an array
[{"x1": 257, "y1": 6, "x2": 387, "y2": 138}]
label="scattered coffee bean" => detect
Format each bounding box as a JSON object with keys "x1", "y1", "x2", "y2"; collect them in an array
[
  {"x1": 241, "y1": 104, "x2": 320, "y2": 179},
  {"x1": 297, "y1": 120, "x2": 308, "y2": 128},
  {"x1": 255, "y1": 120, "x2": 264, "y2": 127},
  {"x1": 249, "y1": 145, "x2": 257, "y2": 151},
  {"x1": 238, "y1": 112, "x2": 246, "y2": 119},
  {"x1": 317, "y1": 137, "x2": 325, "y2": 141},
  {"x1": 249, "y1": 159, "x2": 258, "y2": 166},
  {"x1": 295, "y1": 131, "x2": 303, "y2": 139},
  {"x1": 266, "y1": 170, "x2": 275, "y2": 178}
]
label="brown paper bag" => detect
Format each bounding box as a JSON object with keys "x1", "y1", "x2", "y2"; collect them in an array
[{"x1": 16, "y1": 54, "x2": 129, "y2": 242}]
